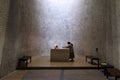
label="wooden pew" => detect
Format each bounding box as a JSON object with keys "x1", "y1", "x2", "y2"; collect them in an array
[
  {"x1": 17, "y1": 56, "x2": 32, "y2": 69},
  {"x1": 107, "y1": 68, "x2": 120, "y2": 80},
  {"x1": 85, "y1": 55, "x2": 100, "y2": 69},
  {"x1": 101, "y1": 63, "x2": 114, "y2": 75},
  {"x1": 23, "y1": 56, "x2": 32, "y2": 63}
]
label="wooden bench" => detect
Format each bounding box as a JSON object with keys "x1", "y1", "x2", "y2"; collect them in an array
[
  {"x1": 23, "y1": 56, "x2": 32, "y2": 63},
  {"x1": 17, "y1": 56, "x2": 32, "y2": 68},
  {"x1": 107, "y1": 68, "x2": 120, "y2": 80},
  {"x1": 85, "y1": 55, "x2": 100, "y2": 69},
  {"x1": 101, "y1": 63, "x2": 114, "y2": 75}
]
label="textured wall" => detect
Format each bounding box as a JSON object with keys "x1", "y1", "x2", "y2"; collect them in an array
[
  {"x1": 106, "y1": 0, "x2": 120, "y2": 69},
  {"x1": 112, "y1": 0, "x2": 120, "y2": 69},
  {"x1": 116, "y1": 0, "x2": 120, "y2": 69},
  {"x1": 106, "y1": 0, "x2": 114, "y2": 66},
  {"x1": 0, "y1": 0, "x2": 22, "y2": 77},
  {"x1": 0, "y1": 0, "x2": 9, "y2": 77},
  {"x1": 0, "y1": 0, "x2": 109, "y2": 77},
  {"x1": 0, "y1": 0, "x2": 9, "y2": 66},
  {"x1": 110, "y1": 0, "x2": 119, "y2": 68}
]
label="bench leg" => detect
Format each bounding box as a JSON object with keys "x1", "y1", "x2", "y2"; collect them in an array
[
  {"x1": 106, "y1": 74, "x2": 109, "y2": 79},
  {"x1": 30, "y1": 57, "x2": 32, "y2": 63},
  {"x1": 98, "y1": 60, "x2": 99, "y2": 70},
  {"x1": 91, "y1": 59, "x2": 93, "y2": 64},
  {"x1": 18, "y1": 60, "x2": 27, "y2": 68},
  {"x1": 115, "y1": 76, "x2": 117, "y2": 80},
  {"x1": 85, "y1": 56, "x2": 87, "y2": 62},
  {"x1": 25, "y1": 61, "x2": 28, "y2": 67}
]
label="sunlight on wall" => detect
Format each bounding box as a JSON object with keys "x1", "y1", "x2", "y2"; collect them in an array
[{"x1": 35, "y1": 0, "x2": 84, "y2": 55}]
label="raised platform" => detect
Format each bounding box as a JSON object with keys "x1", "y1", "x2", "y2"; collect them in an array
[{"x1": 17, "y1": 56, "x2": 101, "y2": 70}]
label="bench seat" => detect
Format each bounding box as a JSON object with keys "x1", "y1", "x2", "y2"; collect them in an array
[
  {"x1": 107, "y1": 68, "x2": 120, "y2": 80},
  {"x1": 17, "y1": 56, "x2": 32, "y2": 69},
  {"x1": 85, "y1": 55, "x2": 100, "y2": 69}
]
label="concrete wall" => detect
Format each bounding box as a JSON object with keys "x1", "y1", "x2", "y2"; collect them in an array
[
  {"x1": 116, "y1": 0, "x2": 120, "y2": 69},
  {"x1": 112, "y1": 0, "x2": 120, "y2": 69},
  {"x1": 106, "y1": 0, "x2": 114, "y2": 66},
  {"x1": 0, "y1": 0, "x2": 9, "y2": 76},
  {"x1": 0, "y1": 0, "x2": 9, "y2": 66},
  {"x1": 106, "y1": 0, "x2": 120, "y2": 69},
  {"x1": 0, "y1": 0, "x2": 27, "y2": 77}
]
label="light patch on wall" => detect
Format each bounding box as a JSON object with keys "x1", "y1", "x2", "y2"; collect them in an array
[
  {"x1": 35, "y1": 0, "x2": 84, "y2": 27},
  {"x1": 34, "y1": 0, "x2": 85, "y2": 56}
]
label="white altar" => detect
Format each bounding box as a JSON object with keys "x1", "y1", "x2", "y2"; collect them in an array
[{"x1": 50, "y1": 49, "x2": 69, "y2": 62}]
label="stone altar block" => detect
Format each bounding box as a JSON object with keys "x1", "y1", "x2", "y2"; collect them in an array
[{"x1": 50, "y1": 49, "x2": 69, "y2": 62}]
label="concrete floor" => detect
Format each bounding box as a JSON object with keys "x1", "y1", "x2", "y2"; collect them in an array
[{"x1": 1, "y1": 70, "x2": 108, "y2": 80}]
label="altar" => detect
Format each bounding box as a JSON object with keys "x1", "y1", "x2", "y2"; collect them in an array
[{"x1": 50, "y1": 49, "x2": 70, "y2": 62}]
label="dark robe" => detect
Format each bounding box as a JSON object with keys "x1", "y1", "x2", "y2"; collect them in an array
[{"x1": 66, "y1": 43, "x2": 75, "y2": 59}]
